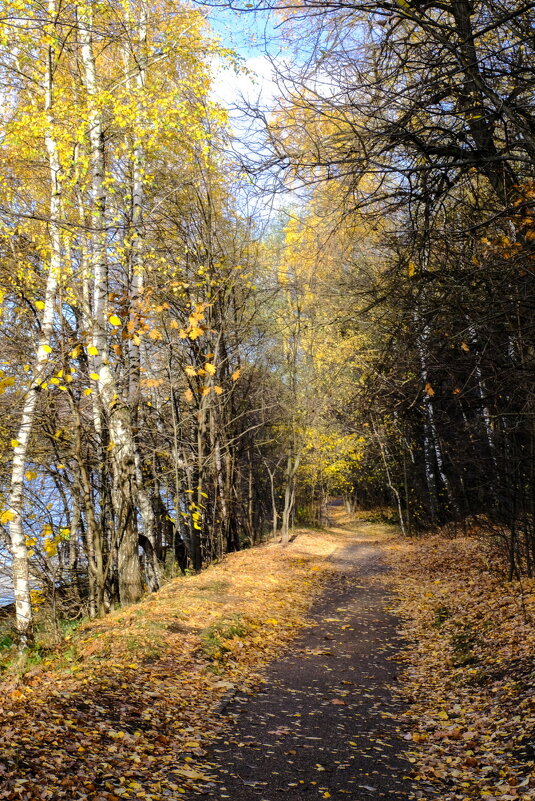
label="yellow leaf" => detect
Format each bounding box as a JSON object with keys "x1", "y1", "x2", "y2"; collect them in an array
[
  {"x1": 90, "y1": 373, "x2": 100, "y2": 381},
  {"x1": 42, "y1": 344, "x2": 52, "y2": 354},
  {"x1": 407, "y1": 261, "x2": 416, "y2": 277},
  {"x1": 424, "y1": 382, "x2": 435, "y2": 396},
  {"x1": 49, "y1": 377, "x2": 60, "y2": 385},
  {"x1": 214, "y1": 385, "x2": 224, "y2": 395},
  {"x1": 0, "y1": 510, "x2": 15, "y2": 523},
  {"x1": 231, "y1": 369, "x2": 241, "y2": 381},
  {"x1": 184, "y1": 388, "x2": 194, "y2": 402},
  {"x1": 109, "y1": 315, "x2": 121, "y2": 326},
  {"x1": 189, "y1": 326, "x2": 203, "y2": 340},
  {"x1": 185, "y1": 366, "x2": 196, "y2": 376},
  {"x1": 87, "y1": 345, "x2": 99, "y2": 356},
  {"x1": 461, "y1": 342, "x2": 470, "y2": 352},
  {"x1": 204, "y1": 362, "x2": 216, "y2": 375},
  {"x1": 175, "y1": 767, "x2": 212, "y2": 782},
  {"x1": 35, "y1": 300, "x2": 45, "y2": 310},
  {"x1": 25, "y1": 471, "x2": 37, "y2": 481},
  {"x1": 10, "y1": 439, "x2": 19, "y2": 448},
  {"x1": 201, "y1": 386, "x2": 211, "y2": 396},
  {"x1": 83, "y1": 388, "x2": 92, "y2": 396},
  {"x1": 149, "y1": 328, "x2": 163, "y2": 340}
]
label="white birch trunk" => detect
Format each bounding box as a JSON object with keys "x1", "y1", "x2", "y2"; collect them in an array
[
  {"x1": 79, "y1": 5, "x2": 142, "y2": 603},
  {"x1": 467, "y1": 323, "x2": 497, "y2": 469},
  {"x1": 415, "y1": 317, "x2": 459, "y2": 518},
  {"x1": 8, "y1": 5, "x2": 62, "y2": 644}
]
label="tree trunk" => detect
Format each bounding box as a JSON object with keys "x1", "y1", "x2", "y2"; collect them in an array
[
  {"x1": 8, "y1": 2, "x2": 62, "y2": 645},
  {"x1": 281, "y1": 450, "x2": 301, "y2": 546},
  {"x1": 79, "y1": 5, "x2": 142, "y2": 604}
]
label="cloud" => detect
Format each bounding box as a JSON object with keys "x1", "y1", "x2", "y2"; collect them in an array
[{"x1": 211, "y1": 54, "x2": 279, "y2": 114}]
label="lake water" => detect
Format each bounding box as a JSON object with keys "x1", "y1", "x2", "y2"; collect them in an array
[{"x1": 0, "y1": 571, "x2": 13, "y2": 607}]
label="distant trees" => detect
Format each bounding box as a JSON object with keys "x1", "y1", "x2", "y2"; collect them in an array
[{"x1": 229, "y1": 0, "x2": 535, "y2": 574}]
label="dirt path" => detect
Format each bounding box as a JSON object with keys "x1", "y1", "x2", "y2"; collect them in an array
[{"x1": 188, "y1": 519, "x2": 425, "y2": 800}]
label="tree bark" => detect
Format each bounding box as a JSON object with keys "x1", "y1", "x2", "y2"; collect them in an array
[
  {"x1": 79, "y1": 4, "x2": 142, "y2": 604},
  {"x1": 8, "y1": 0, "x2": 62, "y2": 645}
]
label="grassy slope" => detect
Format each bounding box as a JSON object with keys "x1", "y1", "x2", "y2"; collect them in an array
[{"x1": 0, "y1": 529, "x2": 349, "y2": 801}]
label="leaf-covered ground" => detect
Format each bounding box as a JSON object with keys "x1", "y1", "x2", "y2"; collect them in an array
[
  {"x1": 3, "y1": 516, "x2": 533, "y2": 801},
  {"x1": 0, "y1": 530, "x2": 346, "y2": 801},
  {"x1": 177, "y1": 521, "x2": 418, "y2": 800},
  {"x1": 383, "y1": 533, "x2": 535, "y2": 801}
]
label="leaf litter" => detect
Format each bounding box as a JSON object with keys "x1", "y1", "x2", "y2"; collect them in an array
[
  {"x1": 383, "y1": 533, "x2": 535, "y2": 801},
  {"x1": 0, "y1": 530, "x2": 345, "y2": 801}
]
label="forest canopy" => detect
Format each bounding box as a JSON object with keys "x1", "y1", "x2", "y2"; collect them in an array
[{"x1": 0, "y1": 0, "x2": 533, "y2": 645}]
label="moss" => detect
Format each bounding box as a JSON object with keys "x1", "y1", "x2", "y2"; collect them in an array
[{"x1": 200, "y1": 614, "x2": 250, "y2": 661}]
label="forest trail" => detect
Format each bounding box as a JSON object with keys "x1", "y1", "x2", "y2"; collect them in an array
[{"x1": 188, "y1": 512, "x2": 424, "y2": 800}]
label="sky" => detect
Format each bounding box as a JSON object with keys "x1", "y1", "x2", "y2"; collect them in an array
[
  {"x1": 204, "y1": 5, "x2": 301, "y2": 222},
  {"x1": 208, "y1": 5, "x2": 283, "y2": 124}
]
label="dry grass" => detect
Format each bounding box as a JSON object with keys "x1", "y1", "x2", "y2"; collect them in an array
[{"x1": 0, "y1": 528, "x2": 350, "y2": 801}]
